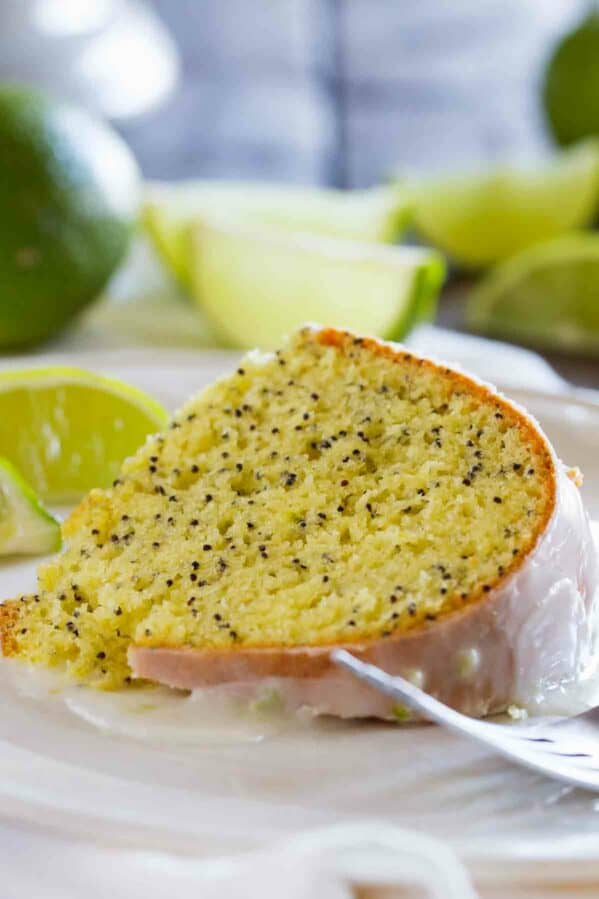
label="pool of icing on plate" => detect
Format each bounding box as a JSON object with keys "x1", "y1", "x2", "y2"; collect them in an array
[
  {"x1": 3, "y1": 652, "x2": 599, "y2": 748},
  {"x1": 0, "y1": 656, "x2": 323, "y2": 744},
  {"x1": 63, "y1": 680, "x2": 324, "y2": 744}
]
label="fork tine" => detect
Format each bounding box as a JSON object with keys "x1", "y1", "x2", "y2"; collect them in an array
[
  {"x1": 332, "y1": 649, "x2": 492, "y2": 737},
  {"x1": 332, "y1": 649, "x2": 599, "y2": 792}
]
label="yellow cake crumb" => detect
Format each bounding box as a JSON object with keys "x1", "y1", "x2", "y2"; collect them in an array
[{"x1": 0, "y1": 327, "x2": 555, "y2": 689}]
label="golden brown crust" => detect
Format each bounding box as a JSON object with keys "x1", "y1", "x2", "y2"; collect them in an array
[{"x1": 0, "y1": 600, "x2": 21, "y2": 656}]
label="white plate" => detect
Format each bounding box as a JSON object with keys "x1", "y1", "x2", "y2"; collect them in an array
[{"x1": 1, "y1": 358, "x2": 599, "y2": 877}]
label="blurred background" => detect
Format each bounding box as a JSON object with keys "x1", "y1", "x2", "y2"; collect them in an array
[
  {"x1": 4, "y1": 0, "x2": 584, "y2": 182},
  {"x1": 0, "y1": 0, "x2": 598, "y2": 385},
  {"x1": 128, "y1": 0, "x2": 581, "y2": 185}
]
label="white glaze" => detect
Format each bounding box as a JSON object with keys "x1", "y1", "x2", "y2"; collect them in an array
[{"x1": 495, "y1": 461, "x2": 599, "y2": 711}]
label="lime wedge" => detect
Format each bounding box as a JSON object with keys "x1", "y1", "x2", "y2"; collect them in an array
[
  {"x1": 0, "y1": 368, "x2": 168, "y2": 503},
  {"x1": 189, "y1": 219, "x2": 445, "y2": 350},
  {"x1": 409, "y1": 139, "x2": 599, "y2": 268},
  {"x1": 466, "y1": 233, "x2": 599, "y2": 354},
  {"x1": 0, "y1": 458, "x2": 61, "y2": 556},
  {"x1": 142, "y1": 181, "x2": 412, "y2": 289}
]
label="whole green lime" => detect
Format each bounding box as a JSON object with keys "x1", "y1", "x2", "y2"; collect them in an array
[
  {"x1": 544, "y1": 11, "x2": 599, "y2": 147},
  {"x1": 0, "y1": 83, "x2": 140, "y2": 348}
]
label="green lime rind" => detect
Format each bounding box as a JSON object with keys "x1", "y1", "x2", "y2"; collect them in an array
[
  {"x1": 142, "y1": 180, "x2": 413, "y2": 291},
  {"x1": 0, "y1": 367, "x2": 168, "y2": 503},
  {"x1": 189, "y1": 218, "x2": 444, "y2": 350},
  {"x1": 0, "y1": 366, "x2": 169, "y2": 423},
  {"x1": 407, "y1": 138, "x2": 599, "y2": 269},
  {"x1": 387, "y1": 250, "x2": 446, "y2": 341},
  {"x1": 0, "y1": 83, "x2": 139, "y2": 348},
  {"x1": 466, "y1": 232, "x2": 599, "y2": 355},
  {"x1": 543, "y1": 12, "x2": 599, "y2": 148},
  {"x1": 0, "y1": 457, "x2": 61, "y2": 556}
]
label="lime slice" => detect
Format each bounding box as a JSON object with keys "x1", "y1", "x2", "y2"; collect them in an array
[
  {"x1": 0, "y1": 368, "x2": 168, "y2": 503},
  {"x1": 0, "y1": 458, "x2": 61, "y2": 556},
  {"x1": 142, "y1": 181, "x2": 412, "y2": 289},
  {"x1": 189, "y1": 219, "x2": 445, "y2": 350},
  {"x1": 409, "y1": 139, "x2": 599, "y2": 268},
  {"x1": 466, "y1": 233, "x2": 599, "y2": 354}
]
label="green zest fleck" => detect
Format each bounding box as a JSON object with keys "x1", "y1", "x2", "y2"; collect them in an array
[
  {"x1": 249, "y1": 688, "x2": 284, "y2": 715},
  {"x1": 392, "y1": 703, "x2": 412, "y2": 723}
]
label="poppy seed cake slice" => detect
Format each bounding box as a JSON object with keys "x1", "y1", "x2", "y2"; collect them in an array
[{"x1": 1, "y1": 326, "x2": 597, "y2": 718}]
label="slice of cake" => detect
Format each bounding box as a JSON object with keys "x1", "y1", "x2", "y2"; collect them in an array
[{"x1": 2, "y1": 327, "x2": 597, "y2": 718}]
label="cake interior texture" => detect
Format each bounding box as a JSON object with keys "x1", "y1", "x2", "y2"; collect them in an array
[{"x1": 1, "y1": 328, "x2": 554, "y2": 689}]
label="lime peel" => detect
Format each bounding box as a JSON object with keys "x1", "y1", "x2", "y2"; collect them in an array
[
  {"x1": 544, "y1": 12, "x2": 599, "y2": 147},
  {"x1": 0, "y1": 83, "x2": 139, "y2": 348},
  {"x1": 0, "y1": 366, "x2": 168, "y2": 421}
]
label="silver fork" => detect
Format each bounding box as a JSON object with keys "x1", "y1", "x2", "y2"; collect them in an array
[{"x1": 332, "y1": 649, "x2": 599, "y2": 792}]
